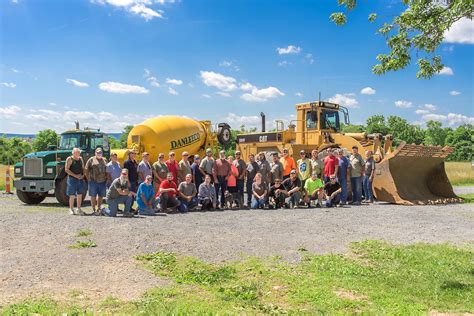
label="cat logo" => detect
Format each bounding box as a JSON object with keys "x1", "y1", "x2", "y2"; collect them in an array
[{"x1": 259, "y1": 135, "x2": 268, "y2": 142}]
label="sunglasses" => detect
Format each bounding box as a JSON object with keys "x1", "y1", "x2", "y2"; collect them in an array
[{"x1": 170, "y1": 154, "x2": 175, "y2": 156}]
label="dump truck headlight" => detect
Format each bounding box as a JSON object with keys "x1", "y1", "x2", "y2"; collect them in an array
[
  {"x1": 46, "y1": 168, "x2": 54, "y2": 174},
  {"x1": 15, "y1": 167, "x2": 21, "y2": 174}
]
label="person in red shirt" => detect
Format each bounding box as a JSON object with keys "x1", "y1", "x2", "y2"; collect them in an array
[
  {"x1": 323, "y1": 148, "x2": 339, "y2": 183},
  {"x1": 165, "y1": 151, "x2": 179, "y2": 185},
  {"x1": 157, "y1": 172, "x2": 180, "y2": 212}
]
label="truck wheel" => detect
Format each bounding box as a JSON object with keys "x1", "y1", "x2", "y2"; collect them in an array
[
  {"x1": 16, "y1": 190, "x2": 46, "y2": 204},
  {"x1": 217, "y1": 123, "x2": 232, "y2": 146},
  {"x1": 55, "y1": 177, "x2": 69, "y2": 206}
]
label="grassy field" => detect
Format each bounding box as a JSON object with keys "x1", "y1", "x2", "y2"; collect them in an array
[
  {"x1": 2, "y1": 241, "x2": 472, "y2": 315},
  {"x1": 0, "y1": 162, "x2": 472, "y2": 191}
]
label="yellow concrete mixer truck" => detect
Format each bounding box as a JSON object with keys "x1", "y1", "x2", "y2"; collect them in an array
[
  {"x1": 236, "y1": 100, "x2": 462, "y2": 205},
  {"x1": 113, "y1": 116, "x2": 231, "y2": 165}
]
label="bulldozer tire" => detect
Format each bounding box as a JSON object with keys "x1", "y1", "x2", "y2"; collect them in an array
[
  {"x1": 217, "y1": 124, "x2": 232, "y2": 146},
  {"x1": 55, "y1": 177, "x2": 69, "y2": 206},
  {"x1": 16, "y1": 190, "x2": 46, "y2": 205}
]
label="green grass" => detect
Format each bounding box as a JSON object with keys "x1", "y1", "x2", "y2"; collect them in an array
[
  {"x1": 76, "y1": 229, "x2": 92, "y2": 237},
  {"x1": 459, "y1": 193, "x2": 474, "y2": 203},
  {"x1": 3, "y1": 241, "x2": 473, "y2": 315},
  {"x1": 68, "y1": 240, "x2": 97, "y2": 249}
]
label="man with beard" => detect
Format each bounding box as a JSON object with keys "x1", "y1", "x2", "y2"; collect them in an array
[{"x1": 103, "y1": 169, "x2": 135, "y2": 217}]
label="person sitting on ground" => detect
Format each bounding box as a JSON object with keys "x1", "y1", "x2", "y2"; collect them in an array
[
  {"x1": 268, "y1": 178, "x2": 287, "y2": 209},
  {"x1": 103, "y1": 169, "x2": 135, "y2": 217},
  {"x1": 304, "y1": 171, "x2": 325, "y2": 208},
  {"x1": 136, "y1": 175, "x2": 157, "y2": 215},
  {"x1": 178, "y1": 173, "x2": 198, "y2": 213},
  {"x1": 252, "y1": 173, "x2": 268, "y2": 209},
  {"x1": 157, "y1": 172, "x2": 180, "y2": 212},
  {"x1": 281, "y1": 169, "x2": 301, "y2": 208},
  {"x1": 198, "y1": 174, "x2": 217, "y2": 210},
  {"x1": 324, "y1": 175, "x2": 342, "y2": 208}
]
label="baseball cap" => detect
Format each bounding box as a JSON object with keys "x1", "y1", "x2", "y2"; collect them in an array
[
  {"x1": 95, "y1": 148, "x2": 103, "y2": 153},
  {"x1": 206, "y1": 148, "x2": 212, "y2": 153},
  {"x1": 146, "y1": 175, "x2": 152, "y2": 180}
]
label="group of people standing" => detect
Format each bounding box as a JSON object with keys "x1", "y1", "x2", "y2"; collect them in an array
[{"x1": 64, "y1": 145, "x2": 376, "y2": 216}]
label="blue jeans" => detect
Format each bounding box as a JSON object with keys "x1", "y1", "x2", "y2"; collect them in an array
[
  {"x1": 350, "y1": 176, "x2": 363, "y2": 203},
  {"x1": 89, "y1": 180, "x2": 106, "y2": 197},
  {"x1": 285, "y1": 191, "x2": 301, "y2": 206},
  {"x1": 246, "y1": 179, "x2": 253, "y2": 206},
  {"x1": 138, "y1": 199, "x2": 159, "y2": 215},
  {"x1": 105, "y1": 195, "x2": 132, "y2": 217},
  {"x1": 214, "y1": 176, "x2": 228, "y2": 207},
  {"x1": 325, "y1": 193, "x2": 341, "y2": 207},
  {"x1": 339, "y1": 177, "x2": 348, "y2": 203},
  {"x1": 178, "y1": 197, "x2": 198, "y2": 213},
  {"x1": 251, "y1": 197, "x2": 266, "y2": 209},
  {"x1": 236, "y1": 179, "x2": 245, "y2": 204},
  {"x1": 66, "y1": 176, "x2": 85, "y2": 196},
  {"x1": 363, "y1": 175, "x2": 374, "y2": 201}
]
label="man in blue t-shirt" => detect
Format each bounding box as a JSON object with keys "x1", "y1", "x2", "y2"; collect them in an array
[
  {"x1": 337, "y1": 149, "x2": 350, "y2": 205},
  {"x1": 136, "y1": 175, "x2": 157, "y2": 215}
]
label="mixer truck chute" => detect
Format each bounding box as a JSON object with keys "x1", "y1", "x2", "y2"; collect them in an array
[{"x1": 236, "y1": 100, "x2": 463, "y2": 205}]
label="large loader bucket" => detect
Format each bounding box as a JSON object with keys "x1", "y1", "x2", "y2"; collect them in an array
[{"x1": 373, "y1": 142, "x2": 463, "y2": 205}]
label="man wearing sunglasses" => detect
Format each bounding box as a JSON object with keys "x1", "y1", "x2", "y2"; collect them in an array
[{"x1": 324, "y1": 175, "x2": 342, "y2": 208}]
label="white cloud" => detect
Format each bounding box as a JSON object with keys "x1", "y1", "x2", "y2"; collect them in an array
[
  {"x1": 66, "y1": 78, "x2": 89, "y2": 88},
  {"x1": 0, "y1": 105, "x2": 21, "y2": 119},
  {"x1": 143, "y1": 68, "x2": 160, "y2": 87},
  {"x1": 241, "y1": 86, "x2": 285, "y2": 103},
  {"x1": 328, "y1": 93, "x2": 359, "y2": 108},
  {"x1": 443, "y1": 18, "x2": 474, "y2": 44},
  {"x1": 216, "y1": 91, "x2": 231, "y2": 97},
  {"x1": 0, "y1": 82, "x2": 16, "y2": 88},
  {"x1": 450, "y1": 90, "x2": 461, "y2": 96},
  {"x1": 277, "y1": 61, "x2": 291, "y2": 67},
  {"x1": 240, "y1": 82, "x2": 256, "y2": 92},
  {"x1": 11, "y1": 68, "x2": 21, "y2": 73},
  {"x1": 305, "y1": 53, "x2": 314, "y2": 64},
  {"x1": 422, "y1": 113, "x2": 474, "y2": 127},
  {"x1": 360, "y1": 87, "x2": 376, "y2": 95},
  {"x1": 91, "y1": 0, "x2": 167, "y2": 21},
  {"x1": 201, "y1": 94, "x2": 211, "y2": 98},
  {"x1": 168, "y1": 87, "x2": 178, "y2": 95},
  {"x1": 277, "y1": 45, "x2": 301, "y2": 55},
  {"x1": 219, "y1": 60, "x2": 240, "y2": 71},
  {"x1": 423, "y1": 103, "x2": 437, "y2": 111},
  {"x1": 437, "y1": 66, "x2": 454, "y2": 76},
  {"x1": 166, "y1": 78, "x2": 183, "y2": 85},
  {"x1": 200, "y1": 71, "x2": 237, "y2": 92},
  {"x1": 415, "y1": 109, "x2": 429, "y2": 115},
  {"x1": 394, "y1": 100, "x2": 412, "y2": 108},
  {"x1": 295, "y1": 92, "x2": 303, "y2": 97},
  {"x1": 221, "y1": 113, "x2": 261, "y2": 128},
  {"x1": 99, "y1": 81, "x2": 149, "y2": 94}
]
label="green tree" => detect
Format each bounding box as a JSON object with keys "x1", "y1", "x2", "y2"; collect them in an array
[
  {"x1": 445, "y1": 124, "x2": 473, "y2": 161},
  {"x1": 119, "y1": 125, "x2": 134, "y2": 148},
  {"x1": 366, "y1": 115, "x2": 390, "y2": 135},
  {"x1": 32, "y1": 129, "x2": 59, "y2": 151},
  {"x1": 0, "y1": 136, "x2": 33, "y2": 165},
  {"x1": 331, "y1": 0, "x2": 473, "y2": 78},
  {"x1": 387, "y1": 116, "x2": 425, "y2": 146},
  {"x1": 424, "y1": 120, "x2": 451, "y2": 146},
  {"x1": 341, "y1": 123, "x2": 366, "y2": 133},
  {"x1": 108, "y1": 137, "x2": 122, "y2": 149}
]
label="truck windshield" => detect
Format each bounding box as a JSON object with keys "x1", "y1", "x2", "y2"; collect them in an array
[
  {"x1": 90, "y1": 134, "x2": 110, "y2": 151},
  {"x1": 60, "y1": 134, "x2": 83, "y2": 150},
  {"x1": 320, "y1": 110, "x2": 340, "y2": 131}
]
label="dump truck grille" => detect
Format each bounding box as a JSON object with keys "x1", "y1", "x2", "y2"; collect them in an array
[{"x1": 23, "y1": 158, "x2": 43, "y2": 177}]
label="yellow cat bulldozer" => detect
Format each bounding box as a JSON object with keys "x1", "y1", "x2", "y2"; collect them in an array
[{"x1": 236, "y1": 101, "x2": 462, "y2": 205}]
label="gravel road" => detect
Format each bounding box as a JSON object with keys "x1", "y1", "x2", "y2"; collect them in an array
[{"x1": 1, "y1": 187, "x2": 473, "y2": 305}]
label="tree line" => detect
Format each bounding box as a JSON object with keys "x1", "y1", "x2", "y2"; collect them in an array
[{"x1": 0, "y1": 116, "x2": 472, "y2": 165}]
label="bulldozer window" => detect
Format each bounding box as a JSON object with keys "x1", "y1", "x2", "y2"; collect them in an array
[
  {"x1": 306, "y1": 111, "x2": 318, "y2": 129},
  {"x1": 320, "y1": 110, "x2": 340, "y2": 131}
]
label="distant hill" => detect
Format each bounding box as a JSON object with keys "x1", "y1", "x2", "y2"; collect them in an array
[{"x1": 1, "y1": 133, "x2": 123, "y2": 140}]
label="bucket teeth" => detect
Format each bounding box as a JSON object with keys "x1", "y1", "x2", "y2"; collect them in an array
[{"x1": 394, "y1": 142, "x2": 454, "y2": 159}]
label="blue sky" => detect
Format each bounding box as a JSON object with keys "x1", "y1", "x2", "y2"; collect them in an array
[{"x1": 1, "y1": 0, "x2": 473, "y2": 133}]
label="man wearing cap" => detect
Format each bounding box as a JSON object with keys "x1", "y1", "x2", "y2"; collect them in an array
[
  {"x1": 245, "y1": 153, "x2": 259, "y2": 208},
  {"x1": 270, "y1": 152, "x2": 283, "y2": 185},
  {"x1": 85, "y1": 148, "x2": 108, "y2": 215},
  {"x1": 138, "y1": 152, "x2": 153, "y2": 185},
  {"x1": 281, "y1": 169, "x2": 301, "y2": 208},
  {"x1": 233, "y1": 150, "x2": 246, "y2": 206},
  {"x1": 152, "y1": 153, "x2": 168, "y2": 191},
  {"x1": 349, "y1": 146, "x2": 364, "y2": 205},
  {"x1": 136, "y1": 175, "x2": 157, "y2": 215},
  {"x1": 213, "y1": 150, "x2": 232, "y2": 208},
  {"x1": 324, "y1": 175, "x2": 342, "y2": 207},
  {"x1": 191, "y1": 154, "x2": 203, "y2": 189},
  {"x1": 280, "y1": 148, "x2": 296, "y2": 180},
  {"x1": 157, "y1": 172, "x2": 181, "y2": 212},
  {"x1": 304, "y1": 172, "x2": 325, "y2": 208},
  {"x1": 310, "y1": 149, "x2": 324, "y2": 180},
  {"x1": 124, "y1": 150, "x2": 139, "y2": 193},
  {"x1": 297, "y1": 150, "x2": 312, "y2": 190},
  {"x1": 103, "y1": 168, "x2": 134, "y2": 217},
  {"x1": 178, "y1": 173, "x2": 198, "y2": 213},
  {"x1": 166, "y1": 151, "x2": 179, "y2": 185},
  {"x1": 337, "y1": 149, "x2": 350, "y2": 205},
  {"x1": 178, "y1": 151, "x2": 192, "y2": 184},
  {"x1": 106, "y1": 152, "x2": 121, "y2": 188},
  {"x1": 199, "y1": 148, "x2": 215, "y2": 181},
  {"x1": 257, "y1": 152, "x2": 271, "y2": 185}
]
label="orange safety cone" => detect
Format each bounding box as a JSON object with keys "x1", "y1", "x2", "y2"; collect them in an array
[{"x1": 5, "y1": 165, "x2": 12, "y2": 194}]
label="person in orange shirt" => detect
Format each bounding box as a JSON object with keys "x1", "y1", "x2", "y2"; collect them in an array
[{"x1": 280, "y1": 148, "x2": 296, "y2": 180}]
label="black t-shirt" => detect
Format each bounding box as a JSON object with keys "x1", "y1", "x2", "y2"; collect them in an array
[
  {"x1": 324, "y1": 182, "x2": 341, "y2": 195},
  {"x1": 282, "y1": 177, "x2": 301, "y2": 192},
  {"x1": 269, "y1": 184, "x2": 285, "y2": 197},
  {"x1": 124, "y1": 159, "x2": 138, "y2": 183}
]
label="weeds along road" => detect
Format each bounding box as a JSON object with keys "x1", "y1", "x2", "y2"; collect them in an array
[{"x1": 0, "y1": 188, "x2": 473, "y2": 305}]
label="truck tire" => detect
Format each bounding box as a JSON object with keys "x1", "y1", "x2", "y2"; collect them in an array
[
  {"x1": 16, "y1": 190, "x2": 46, "y2": 204},
  {"x1": 55, "y1": 177, "x2": 69, "y2": 206},
  {"x1": 217, "y1": 123, "x2": 232, "y2": 146}
]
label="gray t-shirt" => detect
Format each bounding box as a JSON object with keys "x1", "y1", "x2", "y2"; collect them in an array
[
  {"x1": 233, "y1": 159, "x2": 247, "y2": 179},
  {"x1": 365, "y1": 157, "x2": 375, "y2": 176},
  {"x1": 199, "y1": 157, "x2": 215, "y2": 175},
  {"x1": 107, "y1": 178, "x2": 129, "y2": 200},
  {"x1": 270, "y1": 161, "x2": 283, "y2": 183},
  {"x1": 138, "y1": 161, "x2": 153, "y2": 183},
  {"x1": 258, "y1": 159, "x2": 271, "y2": 181},
  {"x1": 349, "y1": 154, "x2": 365, "y2": 178},
  {"x1": 178, "y1": 182, "x2": 197, "y2": 197}
]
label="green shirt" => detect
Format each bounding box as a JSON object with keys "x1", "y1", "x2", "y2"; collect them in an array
[{"x1": 304, "y1": 177, "x2": 324, "y2": 195}]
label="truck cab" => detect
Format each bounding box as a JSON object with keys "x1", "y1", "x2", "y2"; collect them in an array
[{"x1": 13, "y1": 125, "x2": 110, "y2": 205}]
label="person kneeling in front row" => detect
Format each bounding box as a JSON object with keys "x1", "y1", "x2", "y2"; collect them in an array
[
  {"x1": 198, "y1": 174, "x2": 217, "y2": 210},
  {"x1": 281, "y1": 169, "x2": 301, "y2": 208},
  {"x1": 268, "y1": 179, "x2": 287, "y2": 209},
  {"x1": 304, "y1": 172, "x2": 325, "y2": 208},
  {"x1": 178, "y1": 173, "x2": 198, "y2": 213},
  {"x1": 103, "y1": 169, "x2": 135, "y2": 217},
  {"x1": 157, "y1": 172, "x2": 181, "y2": 212},
  {"x1": 324, "y1": 175, "x2": 342, "y2": 207},
  {"x1": 136, "y1": 175, "x2": 158, "y2": 215}
]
